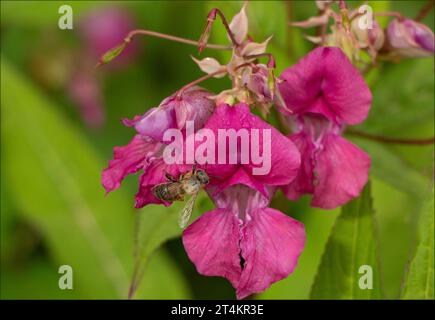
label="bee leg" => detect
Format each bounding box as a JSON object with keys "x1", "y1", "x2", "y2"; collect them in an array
[
  {"x1": 192, "y1": 162, "x2": 197, "y2": 174},
  {"x1": 165, "y1": 172, "x2": 178, "y2": 182}
]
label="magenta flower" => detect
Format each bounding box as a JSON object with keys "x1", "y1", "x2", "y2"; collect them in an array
[
  {"x1": 123, "y1": 86, "x2": 215, "y2": 142},
  {"x1": 102, "y1": 87, "x2": 214, "y2": 207},
  {"x1": 386, "y1": 18, "x2": 434, "y2": 58},
  {"x1": 277, "y1": 47, "x2": 372, "y2": 209},
  {"x1": 182, "y1": 103, "x2": 305, "y2": 299}
]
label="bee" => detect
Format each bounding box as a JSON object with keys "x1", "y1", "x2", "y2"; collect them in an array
[{"x1": 152, "y1": 164, "x2": 209, "y2": 228}]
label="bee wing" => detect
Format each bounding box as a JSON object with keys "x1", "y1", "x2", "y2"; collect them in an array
[{"x1": 178, "y1": 192, "x2": 198, "y2": 229}]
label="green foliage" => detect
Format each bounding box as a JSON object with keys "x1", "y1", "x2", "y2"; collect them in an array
[
  {"x1": 310, "y1": 183, "x2": 383, "y2": 299},
  {"x1": 401, "y1": 188, "x2": 434, "y2": 299},
  {"x1": 1, "y1": 58, "x2": 191, "y2": 299},
  {"x1": 350, "y1": 138, "x2": 430, "y2": 199},
  {"x1": 130, "y1": 195, "x2": 213, "y2": 298},
  {"x1": 258, "y1": 203, "x2": 339, "y2": 299}
]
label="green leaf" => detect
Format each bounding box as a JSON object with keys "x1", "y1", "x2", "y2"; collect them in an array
[
  {"x1": 1, "y1": 58, "x2": 191, "y2": 299},
  {"x1": 401, "y1": 188, "x2": 434, "y2": 299},
  {"x1": 359, "y1": 59, "x2": 434, "y2": 135},
  {"x1": 347, "y1": 138, "x2": 430, "y2": 199},
  {"x1": 130, "y1": 194, "x2": 213, "y2": 297},
  {"x1": 310, "y1": 182, "x2": 383, "y2": 299}
]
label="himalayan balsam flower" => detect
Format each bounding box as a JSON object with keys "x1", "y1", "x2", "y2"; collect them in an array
[
  {"x1": 277, "y1": 46, "x2": 372, "y2": 209},
  {"x1": 102, "y1": 86, "x2": 215, "y2": 207},
  {"x1": 123, "y1": 87, "x2": 214, "y2": 142},
  {"x1": 182, "y1": 103, "x2": 305, "y2": 299},
  {"x1": 386, "y1": 18, "x2": 435, "y2": 58}
]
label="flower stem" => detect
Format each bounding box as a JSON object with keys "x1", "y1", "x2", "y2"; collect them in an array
[
  {"x1": 124, "y1": 29, "x2": 232, "y2": 50},
  {"x1": 198, "y1": 8, "x2": 240, "y2": 53},
  {"x1": 346, "y1": 129, "x2": 435, "y2": 145},
  {"x1": 374, "y1": 12, "x2": 404, "y2": 20},
  {"x1": 176, "y1": 68, "x2": 228, "y2": 98},
  {"x1": 415, "y1": 0, "x2": 435, "y2": 22}
]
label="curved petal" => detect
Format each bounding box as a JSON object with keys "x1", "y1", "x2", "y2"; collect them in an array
[
  {"x1": 312, "y1": 134, "x2": 371, "y2": 209},
  {"x1": 102, "y1": 135, "x2": 159, "y2": 193},
  {"x1": 282, "y1": 132, "x2": 316, "y2": 200},
  {"x1": 208, "y1": 167, "x2": 269, "y2": 200},
  {"x1": 237, "y1": 208, "x2": 306, "y2": 299},
  {"x1": 204, "y1": 103, "x2": 300, "y2": 187},
  {"x1": 278, "y1": 47, "x2": 372, "y2": 125},
  {"x1": 182, "y1": 209, "x2": 242, "y2": 288},
  {"x1": 131, "y1": 107, "x2": 177, "y2": 142}
]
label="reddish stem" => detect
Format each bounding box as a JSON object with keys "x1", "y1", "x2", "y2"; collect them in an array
[
  {"x1": 346, "y1": 129, "x2": 435, "y2": 145},
  {"x1": 374, "y1": 12, "x2": 404, "y2": 20},
  {"x1": 124, "y1": 29, "x2": 232, "y2": 50},
  {"x1": 176, "y1": 68, "x2": 228, "y2": 98},
  {"x1": 199, "y1": 8, "x2": 240, "y2": 52},
  {"x1": 415, "y1": 0, "x2": 435, "y2": 21}
]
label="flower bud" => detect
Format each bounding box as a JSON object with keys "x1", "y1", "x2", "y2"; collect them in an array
[
  {"x1": 124, "y1": 87, "x2": 215, "y2": 142},
  {"x1": 351, "y1": 19, "x2": 385, "y2": 51},
  {"x1": 386, "y1": 18, "x2": 434, "y2": 58}
]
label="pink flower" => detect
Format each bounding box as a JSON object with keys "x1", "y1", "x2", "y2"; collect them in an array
[
  {"x1": 181, "y1": 103, "x2": 305, "y2": 299},
  {"x1": 277, "y1": 47, "x2": 372, "y2": 209},
  {"x1": 386, "y1": 18, "x2": 434, "y2": 58},
  {"x1": 123, "y1": 86, "x2": 214, "y2": 142},
  {"x1": 102, "y1": 87, "x2": 215, "y2": 207},
  {"x1": 183, "y1": 186, "x2": 305, "y2": 300}
]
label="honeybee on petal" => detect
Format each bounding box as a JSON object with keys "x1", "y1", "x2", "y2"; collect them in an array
[{"x1": 152, "y1": 164, "x2": 209, "y2": 228}]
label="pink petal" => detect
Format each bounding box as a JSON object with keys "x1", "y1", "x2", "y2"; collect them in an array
[
  {"x1": 387, "y1": 19, "x2": 435, "y2": 57},
  {"x1": 237, "y1": 208, "x2": 306, "y2": 299},
  {"x1": 204, "y1": 103, "x2": 300, "y2": 187},
  {"x1": 128, "y1": 87, "x2": 214, "y2": 142},
  {"x1": 182, "y1": 209, "x2": 242, "y2": 288},
  {"x1": 102, "y1": 135, "x2": 158, "y2": 193},
  {"x1": 209, "y1": 167, "x2": 269, "y2": 199},
  {"x1": 312, "y1": 134, "x2": 371, "y2": 209},
  {"x1": 282, "y1": 132, "x2": 316, "y2": 200},
  {"x1": 278, "y1": 47, "x2": 372, "y2": 125},
  {"x1": 127, "y1": 106, "x2": 177, "y2": 142},
  {"x1": 161, "y1": 86, "x2": 215, "y2": 131}
]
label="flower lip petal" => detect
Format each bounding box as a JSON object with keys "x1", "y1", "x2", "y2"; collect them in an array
[
  {"x1": 237, "y1": 207, "x2": 305, "y2": 299},
  {"x1": 312, "y1": 133, "x2": 371, "y2": 209},
  {"x1": 182, "y1": 208, "x2": 242, "y2": 289}
]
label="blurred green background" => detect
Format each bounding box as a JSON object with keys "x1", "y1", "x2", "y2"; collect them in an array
[{"x1": 1, "y1": 1, "x2": 433, "y2": 299}]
